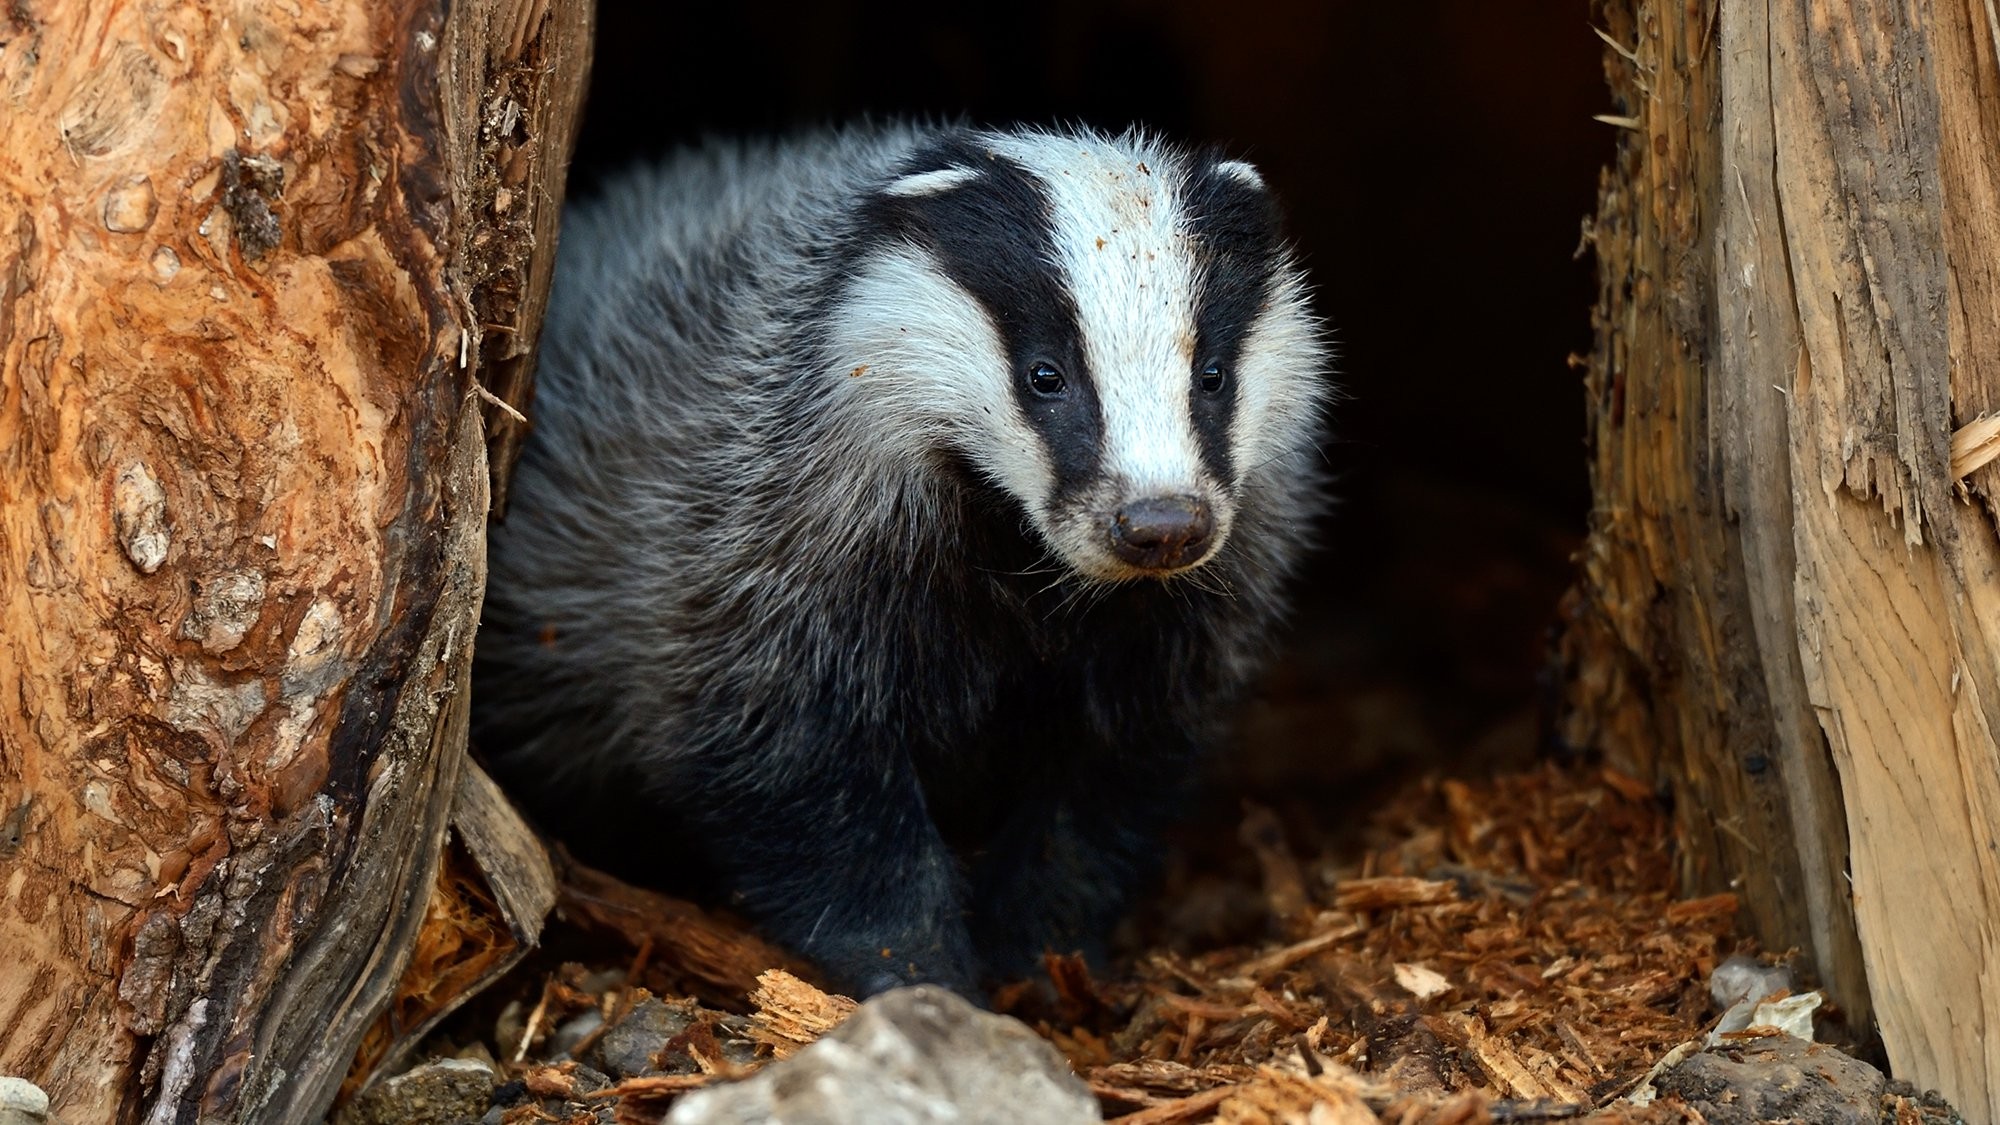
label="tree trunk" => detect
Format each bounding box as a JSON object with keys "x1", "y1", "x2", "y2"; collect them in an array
[
  {"x1": 0, "y1": 1, "x2": 587, "y2": 1121},
  {"x1": 1562, "y1": 0, "x2": 2000, "y2": 1119}
]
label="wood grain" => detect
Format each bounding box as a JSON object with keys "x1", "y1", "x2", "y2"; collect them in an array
[
  {"x1": 1570, "y1": 0, "x2": 2000, "y2": 1116},
  {"x1": 1713, "y1": 0, "x2": 1870, "y2": 1049},
  {"x1": 1761, "y1": 1, "x2": 2000, "y2": 1116},
  {"x1": 0, "y1": 0, "x2": 587, "y2": 1120},
  {"x1": 1557, "y1": 0, "x2": 1868, "y2": 1033}
]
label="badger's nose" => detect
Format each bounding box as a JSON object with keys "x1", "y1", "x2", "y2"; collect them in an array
[{"x1": 1109, "y1": 496, "x2": 1214, "y2": 571}]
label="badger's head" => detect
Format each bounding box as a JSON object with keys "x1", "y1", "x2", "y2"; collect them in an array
[{"x1": 829, "y1": 128, "x2": 1326, "y2": 582}]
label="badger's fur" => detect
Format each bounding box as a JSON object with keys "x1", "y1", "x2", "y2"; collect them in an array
[{"x1": 474, "y1": 123, "x2": 1329, "y2": 998}]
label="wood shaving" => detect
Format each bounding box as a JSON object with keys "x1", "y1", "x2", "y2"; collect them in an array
[{"x1": 745, "y1": 969, "x2": 858, "y2": 1058}]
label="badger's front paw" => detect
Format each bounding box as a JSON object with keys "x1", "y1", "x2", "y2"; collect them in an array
[{"x1": 810, "y1": 925, "x2": 981, "y2": 1001}]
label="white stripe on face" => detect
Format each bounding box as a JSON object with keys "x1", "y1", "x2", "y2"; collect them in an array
[
  {"x1": 1229, "y1": 267, "x2": 1327, "y2": 491},
  {"x1": 882, "y1": 166, "x2": 982, "y2": 197},
  {"x1": 825, "y1": 243, "x2": 1055, "y2": 509},
  {"x1": 984, "y1": 132, "x2": 1209, "y2": 500}
]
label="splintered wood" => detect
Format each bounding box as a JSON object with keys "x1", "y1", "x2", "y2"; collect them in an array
[
  {"x1": 745, "y1": 969, "x2": 859, "y2": 1059},
  {"x1": 1000, "y1": 766, "x2": 1742, "y2": 1122},
  {"x1": 342, "y1": 843, "x2": 529, "y2": 1102}
]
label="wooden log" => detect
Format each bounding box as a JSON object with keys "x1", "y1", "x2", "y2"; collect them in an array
[
  {"x1": 1562, "y1": 0, "x2": 2000, "y2": 1117},
  {"x1": 1557, "y1": 0, "x2": 1872, "y2": 1036},
  {"x1": 0, "y1": 0, "x2": 587, "y2": 1121}
]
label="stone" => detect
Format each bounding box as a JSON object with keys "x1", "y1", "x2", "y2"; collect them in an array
[
  {"x1": 1707, "y1": 953, "x2": 1793, "y2": 1011},
  {"x1": 589, "y1": 997, "x2": 696, "y2": 1078},
  {"x1": 1652, "y1": 1036, "x2": 1883, "y2": 1125},
  {"x1": 334, "y1": 1057, "x2": 496, "y2": 1125},
  {"x1": 550, "y1": 1009, "x2": 605, "y2": 1059},
  {"x1": 0, "y1": 1076, "x2": 50, "y2": 1125},
  {"x1": 665, "y1": 986, "x2": 1099, "y2": 1125}
]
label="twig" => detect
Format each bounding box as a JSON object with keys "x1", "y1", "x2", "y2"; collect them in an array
[
  {"x1": 472, "y1": 381, "x2": 528, "y2": 424},
  {"x1": 1233, "y1": 923, "x2": 1365, "y2": 978},
  {"x1": 515, "y1": 975, "x2": 556, "y2": 1064}
]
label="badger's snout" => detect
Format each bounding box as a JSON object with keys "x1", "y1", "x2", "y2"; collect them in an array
[{"x1": 1109, "y1": 496, "x2": 1215, "y2": 572}]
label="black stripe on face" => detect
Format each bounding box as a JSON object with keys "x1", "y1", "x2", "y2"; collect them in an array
[
  {"x1": 1180, "y1": 156, "x2": 1287, "y2": 488},
  {"x1": 855, "y1": 135, "x2": 1101, "y2": 501}
]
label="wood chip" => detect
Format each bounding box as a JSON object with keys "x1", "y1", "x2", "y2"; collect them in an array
[
  {"x1": 1234, "y1": 920, "x2": 1366, "y2": 977},
  {"x1": 1952, "y1": 413, "x2": 2000, "y2": 479},
  {"x1": 1456, "y1": 1014, "x2": 1556, "y2": 1100},
  {"x1": 1091, "y1": 1058, "x2": 1255, "y2": 1097},
  {"x1": 1111, "y1": 1085, "x2": 1235, "y2": 1124},
  {"x1": 1334, "y1": 877, "x2": 1461, "y2": 911},
  {"x1": 558, "y1": 860, "x2": 808, "y2": 1006},
  {"x1": 586, "y1": 1073, "x2": 715, "y2": 1099},
  {"x1": 1664, "y1": 893, "x2": 1739, "y2": 923},
  {"x1": 522, "y1": 1060, "x2": 579, "y2": 1098},
  {"x1": 745, "y1": 969, "x2": 857, "y2": 1058},
  {"x1": 1394, "y1": 962, "x2": 1452, "y2": 1001}
]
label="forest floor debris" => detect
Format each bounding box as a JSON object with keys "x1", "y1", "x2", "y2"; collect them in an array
[{"x1": 342, "y1": 764, "x2": 1960, "y2": 1123}]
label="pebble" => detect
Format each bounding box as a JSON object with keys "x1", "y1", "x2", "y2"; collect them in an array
[{"x1": 0, "y1": 1076, "x2": 50, "y2": 1125}]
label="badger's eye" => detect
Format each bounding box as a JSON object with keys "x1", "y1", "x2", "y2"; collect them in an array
[
  {"x1": 1028, "y1": 361, "x2": 1067, "y2": 396},
  {"x1": 1198, "y1": 362, "x2": 1228, "y2": 395}
]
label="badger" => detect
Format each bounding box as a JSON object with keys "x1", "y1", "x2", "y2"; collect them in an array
[{"x1": 473, "y1": 123, "x2": 1330, "y2": 998}]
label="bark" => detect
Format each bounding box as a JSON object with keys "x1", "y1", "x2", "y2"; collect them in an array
[
  {"x1": 337, "y1": 761, "x2": 559, "y2": 1102},
  {"x1": 1563, "y1": 0, "x2": 2000, "y2": 1118},
  {"x1": 0, "y1": 0, "x2": 587, "y2": 1121}
]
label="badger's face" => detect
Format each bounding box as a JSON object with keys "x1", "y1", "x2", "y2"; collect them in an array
[{"x1": 831, "y1": 130, "x2": 1325, "y2": 582}]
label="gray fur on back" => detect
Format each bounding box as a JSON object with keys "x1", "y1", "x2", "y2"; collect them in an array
[{"x1": 479, "y1": 125, "x2": 949, "y2": 780}]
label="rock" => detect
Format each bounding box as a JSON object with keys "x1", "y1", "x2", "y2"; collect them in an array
[
  {"x1": 334, "y1": 1057, "x2": 497, "y2": 1125},
  {"x1": 1652, "y1": 1036, "x2": 1884, "y2": 1125},
  {"x1": 571, "y1": 1064, "x2": 614, "y2": 1096},
  {"x1": 1884, "y1": 1079, "x2": 1973, "y2": 1125},
  {"x1": 1707, "y1": 953, "x2": 1793, "y2": 1011},
  {"x1": 589, "y1": 996, "x2": 696, "y2": 1078},
  {"x1": 551, "y1": 1009, "x2": 605, "y2": 1058},
  {"x1": 0, "y1": 1076, "x2": 50, "y2": 1125},
  {"x1": 665, "y1": 985, "x2": 1100, "y2": 1125}
]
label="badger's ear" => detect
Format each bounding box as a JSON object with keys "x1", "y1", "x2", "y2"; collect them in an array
[
  {"x1": 883, "y1": 165, "x2": 984, "y2": 198},
  {"x1": 1212, "y1": 160, "x2": 1266, "y2": 190}
]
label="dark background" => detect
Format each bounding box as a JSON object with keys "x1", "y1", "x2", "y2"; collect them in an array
[{"x1": 568, "y1": 0, "x2": 1610, "y2": 799}]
